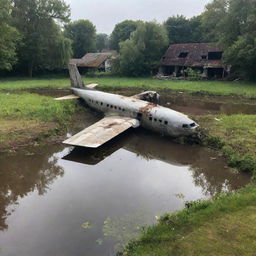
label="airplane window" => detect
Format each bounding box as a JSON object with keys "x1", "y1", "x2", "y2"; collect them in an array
[
  {"x1": 154, "y1": 118, "x2": 157, "y2": 121},
  {"x1": 114, "y1": 106, "x2": 117, "y2": 109},
  {"x1": 101, "y1": 102, "x2": 103, "y2": 105},
  {"x1": 159, "y1": 120, "x2": 162, "y2": 123},
  {"x1": 119, "y1": 107, "x2": 121, "y2": 110},
  {"x1": 107, "y1": 104, "x2": 109, "y2": 107},
  {"x1": 182, "y1": 124, "x2": 189, "y2": 128},
  {"x1": 149, "y1": 117, "x2": 152, "y2": 121},
  {"x1": 110, "y1": 105, "x2": 113, "y2": 108},
  {"x1": 164, "y1": 121, "x2": 168, "y2": 125}
]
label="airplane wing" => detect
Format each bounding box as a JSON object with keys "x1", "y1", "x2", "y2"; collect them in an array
[{"x1": 63, "y1": 116, "x2": 139, "y2": 148}]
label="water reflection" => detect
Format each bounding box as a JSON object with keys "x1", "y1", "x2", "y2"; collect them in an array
[
  {"x1": 0, "y1": 146, "x2": 64, "y2": 231},
  {"x1": 64, "y1": 129, "x2": 250, "y2": 197}
]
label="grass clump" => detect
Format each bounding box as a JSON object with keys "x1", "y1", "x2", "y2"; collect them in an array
[
  {"x1": 0, "y1": 92, "x2": 77, "y2": 123},
  {"x1": 123, "y1": 185, "x2": 256, "y2": 256},
  {"x1": 198, "y1": 114, "x2": 256, "y2": 175}
]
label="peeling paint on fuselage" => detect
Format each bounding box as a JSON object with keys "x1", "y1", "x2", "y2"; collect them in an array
[{"x1": 72, "y1": 88, "x2": 198, "y2": 137}]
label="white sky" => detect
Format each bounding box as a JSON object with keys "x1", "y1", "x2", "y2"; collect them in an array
[{"x1": 65, "y1": 0, "x2": 212, "y2": 34}]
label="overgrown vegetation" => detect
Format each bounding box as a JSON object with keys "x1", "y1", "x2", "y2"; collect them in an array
[{"x1": 123, "y1": 185, "x2": 256, "y2": 256}]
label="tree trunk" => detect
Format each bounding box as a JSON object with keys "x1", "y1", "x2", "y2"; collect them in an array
[{"x1": 28, "y1": 60, "x2": 34, "y2": 77}]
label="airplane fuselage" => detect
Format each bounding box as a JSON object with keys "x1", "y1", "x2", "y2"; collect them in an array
[{"x1": 72, "y1": 88, "x2": 198, "y2": 137}]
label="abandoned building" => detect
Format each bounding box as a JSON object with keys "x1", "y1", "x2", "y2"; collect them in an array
[
  {"x1": 159, "y1": 43, "x2": 230, "y2": 79},
  {"x1": 70, "y1": 51, "x2": 117, "y2": 72}
]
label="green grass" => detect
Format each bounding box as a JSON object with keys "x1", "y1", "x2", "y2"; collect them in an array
[
  {"x1": 123, "y1": 185, "x2": 256, "y2": 256},
  {"x1": 197, "y1": 115, "x2": 256, "y2": 174},
  {"x1": 0, "y1": 92, "x2": 77, "y2": 122},
  {"x1": 0, "y1": 76, "x2": 256, "y2": 98}
]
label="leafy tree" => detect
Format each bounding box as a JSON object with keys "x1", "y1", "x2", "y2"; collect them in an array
[
  {"x1": 12, "y1": 0, "x2": 71, "y2": 77},
  {"x1": 0, "y1": 0, "x2": 20, "y2": 70},
  {"x1": 64, "y1": 20, "x2": 96, "y2": 58},
  {"x1": 118, "y1": 22, "x2": 168, "y2": 76},
  {"x1": 109, "y1": 20, "x2": 140, "y2": 51},
  {"x1": 96, "y1": 33, "x2": 109, "y2": 52},
  {"x1": 164, "y1": 15, "x2": 204, "y2": 44}
]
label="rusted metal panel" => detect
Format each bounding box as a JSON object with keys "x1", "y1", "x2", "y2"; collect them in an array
[{"x1": 63, "y1": 116, "x2": 139, "y2": 148}]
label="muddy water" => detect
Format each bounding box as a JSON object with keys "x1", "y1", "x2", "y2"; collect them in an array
[{"x1": 0, "y1": 109, "x2": 251, "y2": 256}]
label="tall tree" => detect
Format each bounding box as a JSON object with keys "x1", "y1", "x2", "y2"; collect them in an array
[
  {"x1": 109, "y1": 20, "x2": 140, "y2": 51},
  {"x1": 164, "y1": 15, "x2": 204, "y2": 44},
  {"x1": 12, "y1": 0, "x2": 71, "y2": 77},
  {"x1": 64, "y1": 20, "x2": 96, "y2": 58},
  {"x1": 118, "y1": 22, "x2": 168, "y2": 76},
  {"x1": 0, "y1": 0, "x2": 20, "y2": 70},
  {"x1": 96, "y1": 33, "x2": 109, "y2": 52}
]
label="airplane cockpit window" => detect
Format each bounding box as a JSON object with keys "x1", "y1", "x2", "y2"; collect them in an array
[
  {"x1": 190, "y1": 123, "x2": 196, "y2": 127},
  {"x1": 182, "y1": 124, "x2": 189, "y2": 128}
]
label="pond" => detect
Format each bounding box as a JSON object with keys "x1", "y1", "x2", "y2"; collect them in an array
[{"x1": 0, "y1": 107, "x2": 251, "y2": 256}]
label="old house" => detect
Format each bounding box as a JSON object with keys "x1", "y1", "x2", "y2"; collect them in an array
[
  {"x1": 160, "y1": 43, "x2": 230, "y2": 79},
  {"x1": 70, "y1": 51, "x2": 117, "y2": 72}
]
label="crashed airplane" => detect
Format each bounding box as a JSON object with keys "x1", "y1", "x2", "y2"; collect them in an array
[{"x1": 56, "y1": 64, "x2": 198, "y2": 148}]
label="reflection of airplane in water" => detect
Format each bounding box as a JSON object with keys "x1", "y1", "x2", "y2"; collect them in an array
[{"x1": 63, "y1": 130, "x2": 250, "y2": 195}]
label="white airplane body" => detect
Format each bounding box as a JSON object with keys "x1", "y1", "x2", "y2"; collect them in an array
[{"x1": 57, "y1": 64, "x2": 198, "y2": 148}]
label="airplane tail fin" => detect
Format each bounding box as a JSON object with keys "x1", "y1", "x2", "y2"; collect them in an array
[{"x1": 68, "y1": 64, "x2": 85, "y2": 88}]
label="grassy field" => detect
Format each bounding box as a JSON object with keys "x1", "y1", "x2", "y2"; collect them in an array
[
  {"x1": 0, "y1": 76, "x2": 256, "y2": 98},
  {"x1": 0, "y1": 92, "x2": 78, "y2": 151}
]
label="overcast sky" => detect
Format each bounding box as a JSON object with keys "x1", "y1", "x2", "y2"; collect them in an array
[{"x1": 65, "y1": 0, "x2": 212, "y2": 34}]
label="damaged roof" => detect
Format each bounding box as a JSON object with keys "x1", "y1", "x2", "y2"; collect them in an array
[
  {"x1": 160, "y1": 43, "x2": 225, "y2": 68},
  {"x1": 70, "y1": 51, "x2": 117, "y2": 68}
]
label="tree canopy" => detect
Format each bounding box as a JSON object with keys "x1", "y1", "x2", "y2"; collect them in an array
[
  {"x1": 164, "y1": 15, "x2": 204, "y2": 44},
  {"x1": 96, "y1": 33, "x2": 109, "y2": 52},
  {"x1": 117, "y1": 22, "x2": 168, "y2": 76},
  {"x1": 12, "y1": 0, "x2": 72, "y2": 76},
  {"x1": 0, "y1": 0, "x2": 20, "y2": 70},
  {"x1": 64, "y1": 20, "x2": 96, "y2": 58},
  {"x1": 109, "y1": 20, "x2": 140, "y2": 51}
]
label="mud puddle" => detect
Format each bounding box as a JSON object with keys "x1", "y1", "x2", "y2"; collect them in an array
[{"x1": 0, "y1": 110, "x2": 251, "y2": 256}]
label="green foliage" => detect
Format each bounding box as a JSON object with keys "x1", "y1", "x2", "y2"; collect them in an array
[
  {"x1": 186, "y1": 68, "x2": 202, "y2": 80},
  {"x1": 201, "y1": 0, "x2": 256, "y2": 81},
  {"x1": 118, "y1": 22, "x2": 168, "y2": 77},
  {"x1": 0, "y1": 0, "x2": 20, "y2": 70},
  {"x1": 96, "y1": 33, "x2": 109, "y2": 52},
  {"x1": 164, "y1": 15, "x2": 204, "y2": 44},
  {"x1": 12, "y1": 0, "x2": 71, "y2": 77},
  {"x1": 64, "y1": 19, "x2": 96, "y2": 58},
  {"x1": 109, "y1": 20, "x2": 140, "y2": 51}
]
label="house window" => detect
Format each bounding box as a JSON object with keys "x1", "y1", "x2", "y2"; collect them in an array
[
  {"x1": 178, "y1": 52, "x2": 188, "y2": 58},
  {"x1": 208, "y1": 52, "x2": 222, "y2": 60}
]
